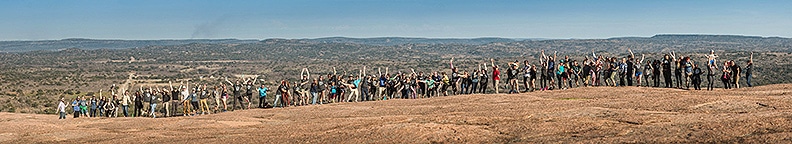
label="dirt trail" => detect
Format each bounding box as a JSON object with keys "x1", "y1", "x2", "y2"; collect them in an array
[
  {"x1": 116, "y1": 72, "x2": 135, "y2": 93},
  {"x1": 2, "y1": 84, "x2": 792, "y2": 143}
]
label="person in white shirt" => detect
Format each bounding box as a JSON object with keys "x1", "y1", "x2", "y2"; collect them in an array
[{"x1": 57, "y1": 98, "x2": 67, "y2": 119}]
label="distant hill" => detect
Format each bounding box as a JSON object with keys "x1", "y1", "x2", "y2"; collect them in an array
[
  {"x1": 297, "y1": 37, "x2": 518, "y2": 46},
  {"x1": 4, "y1": 35, "x2": 787, "y2": 53},
  {"x1": 0, "y1": 39, "x2": 259, "y2": 52}
]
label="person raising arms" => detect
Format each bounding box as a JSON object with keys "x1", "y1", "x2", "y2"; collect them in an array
[
  {"x1": 258, "y1": 79, "x2": 269, "y2": 108},
  {"x1": 490, "y1": 58, "x2": 501, "y2": 93},
  {"x1": 662, "y1": 53, "x2": 674, "y2": 88},
  {"x1": 450, "y1": 58, "x2": 461, "y2": 95},
  {"x1": 479, "y1": 64, "x2": 490, "y2": 94},
  {"x1": 628, "y1": 49, "x2": 645, "y2": 87},
  {"x1": 745, "y1": 52, "x2": 754, "y2": 87}
]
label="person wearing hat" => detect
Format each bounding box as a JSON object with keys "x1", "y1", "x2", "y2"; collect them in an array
[
  {"x1": 70, "y1": 97, "x2": 80, "y2": 118},
  {"x1": 57, "y1": 97, "x2": 67, "y2": 119}
]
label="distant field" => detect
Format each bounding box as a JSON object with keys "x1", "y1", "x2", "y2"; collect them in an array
[{"x1": 1, "y1": 84, "x2": 791, "y2": 143}]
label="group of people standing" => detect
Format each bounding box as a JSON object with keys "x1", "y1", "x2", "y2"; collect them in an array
[{"x1": 56, "y1": 50, "x2": 756, "y2": 119}]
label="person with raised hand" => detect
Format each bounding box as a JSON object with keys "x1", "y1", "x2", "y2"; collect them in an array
[
  {"x1": 745, "y1": 52, "x2": 754, "y2": 87},
  {"x1": 58, "y1": 97, "x2": 67, "y2": 119},
  {"x1": 490, "y1": 58, "x2": 501, "y2": 93},
  {"x1": 479, "y1": 64, "x2": 489, "y2": 93}
]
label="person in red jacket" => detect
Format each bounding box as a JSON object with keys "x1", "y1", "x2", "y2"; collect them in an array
[{"x1": 491, "y1": 59, "x2": 501, "y2": 94}]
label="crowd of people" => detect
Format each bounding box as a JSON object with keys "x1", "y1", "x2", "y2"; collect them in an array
[{"x1": 56, "y1": 50, "x2": 756, "y2": 119}]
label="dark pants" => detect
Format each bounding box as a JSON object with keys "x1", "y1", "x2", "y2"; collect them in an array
[
  {"x1": 652, "y1": 73, "x2": 660, "y2": 87},
  {"x1": 693, "y1": 76, "x2": 701, "y2": 90},
  {"x1": 479, "y1": 79, "x2": 488, "y2": 93},
  {"x1": 557, "y1": 75, "x2": 563, "y2": 88},
  {"x1": 707, "y1": 75, "x2": 715, "y2": 90},
  {"x1": 470, "y1": 81, "x2": 478, "y2": 94},
  {"x1": 675, "y1": 71, "x2": 682, "y2": 88},
  {"x1": 626, "y1": 73, "x2": 633, "y2": 86},
  {"x1": 722, "y1": 78, "x2": 731, "y2": 89},
  {"x1": 361, "y1": 89, "x2": 369, "y2": 101},
  {"x1": 191, "y1": 101, "x2": 199, "y2": 113},
  {"x1": 401, "y1": 88, "x2": 410, "y2": 99},
  {"x1": 171, "y1": 101, "x2": 179, "y2": 116},
  {"x1": 134, "y1": 104, "x2": 143, "y2": 117},
  {"x1": 90, "y1": 108, "x2": 97, "y2": 117},
  {"x1": 259, "y1": 96, "x2": 266, "y2": 108},
  {"x1": 74, "y1": 111, "x2": 79, "y2": 118},
  {"x1": 60, "y1": 112, "x2": 66, "y2": 119},
  {"x1": 232, "y1": 94, "x2": 240, "y2": 111},
  {"x1": 540, "y1": 74, "x2": 547, "y2": 89},
  {"x1": 663, "y1": 71, "x2": 672, "y2": 88}
]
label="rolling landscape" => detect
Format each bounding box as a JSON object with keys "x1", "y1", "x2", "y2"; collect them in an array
[
  {"x1": 0, "y1": 35, "x2": 791, "y2": 143},
  {"x1": 4, "y1": 0, "x2": 792, "y2": 143},
  {"x1": 0, "y1": 35, "x2": 790, "y2": 114}
]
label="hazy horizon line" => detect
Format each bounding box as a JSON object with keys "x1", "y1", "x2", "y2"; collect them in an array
[{"x1": 1, "y1": 33, "x2": 788, "y2": 41}]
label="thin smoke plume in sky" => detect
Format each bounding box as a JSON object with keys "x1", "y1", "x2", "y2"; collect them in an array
[{"x1": 191, "y1": 17, "x2": 228, "y2": 39}]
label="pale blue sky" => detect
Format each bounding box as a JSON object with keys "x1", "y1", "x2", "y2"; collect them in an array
[{"x1": 1, "y1": 0, "x2": 790, "y2": 40}]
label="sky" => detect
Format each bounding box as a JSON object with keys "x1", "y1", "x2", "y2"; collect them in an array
[{"x1": 1, "y1": 0, "x2": 791, "y2": 40}]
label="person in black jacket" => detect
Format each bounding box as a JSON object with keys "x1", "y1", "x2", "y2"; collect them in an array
[
  {"x1": 692, "y1": 63, "x2": 703, "y2": 90},
  {"x1": 134, "y1": 91, "x2": 144, "y2": 117},
  {"x1": 160, "y1": 86, "x2": 171, "y2": 117},
  {"x1": 662, "y1": 54, "x2": 673, "y2": 88},
  {"x1": 745, "y1": 52, "x2": 754, "y2": 87}
]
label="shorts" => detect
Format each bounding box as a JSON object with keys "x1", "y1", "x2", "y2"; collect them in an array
[{"x1": 635, "y1": 72, "x2": 643, "y2": 77}]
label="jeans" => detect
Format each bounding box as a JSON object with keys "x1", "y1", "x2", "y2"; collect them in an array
[
  {"x1": 150, "y1": 104, "x2": 157, "y2": 118},
  {"x1": 626, "y1": 73, "x2": 633, "y2": 86},
  {"x1": 122, "y1": 105, "x2": 129, "y2": 117},
  {"x1": 745, "y1": 74, "x2": 753, "y2": 87},
  {"x1": 360, "y1": 89, "x2": 368, "y2": 101},
  {"x1": 273, "y1": 94, "x2": 281, "y2": 107},
  {"x1": 90, "y1": 108, "x2": 97, "y2": 117},
  {"x1": 59, "y1": 112, "x2": 66, "y2": 119},
  {"x1": 311, "y1": 92, "x2": 318, "y2": 104},
  {"x1": 97, "y1": 107, "x2": 103, "y2": 117}
]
